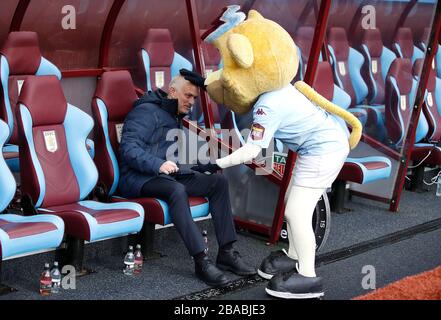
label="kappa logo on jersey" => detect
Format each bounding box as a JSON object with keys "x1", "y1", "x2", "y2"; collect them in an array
[
  {"x1": 251, "y1": 123, "x2": 265, "y2": 140},
  {"x1": 256, "y1": 108, "x2": 267, "y2": 116}
]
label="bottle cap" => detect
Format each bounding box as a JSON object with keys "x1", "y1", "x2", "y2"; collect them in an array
[
  {"x1": 44, "y1": 263, "x2": 50, "y2": 268},
  {"x1": 54, "y1": 261, "x2": 59, "y2": 266},
  {"x1": 136, "y1": 244, "x2": 141, "y2": 249},
  {"x1": 128, "y1": 245, "x2": 133, "y2": 250}
]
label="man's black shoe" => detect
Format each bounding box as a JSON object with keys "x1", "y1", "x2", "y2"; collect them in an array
[
  {"x1": 265, "y1": 272, "x2": 324, "y2": 299},
  {"x1": 258, "y1": 249, "x2": 298, "y2": 280},
  {"x1": 216, "y1": 249, "x2": 257, "y2": 276},
  {"x1": 195, "y1": 256, "x2": 229, "y2": 287}
]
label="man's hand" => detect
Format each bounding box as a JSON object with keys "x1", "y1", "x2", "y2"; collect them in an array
[
  {"x1": 191, "y1": 163, "x2": 221, "y2": 174},
  {"x1": 180, "y1": 69, "x2": 206, "y2": 90},
  {"x1": 159, "y1": 161, "x2": 179, "y2": 175}
]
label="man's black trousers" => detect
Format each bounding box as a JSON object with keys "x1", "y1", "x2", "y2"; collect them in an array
[{"x1": 140, "y1": 172, "x2": 237, "y2": 256}]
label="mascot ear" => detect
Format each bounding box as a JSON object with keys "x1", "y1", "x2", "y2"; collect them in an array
[
  {"x1": 227, "y1": 33, "x2": 254, "y2": 69},
  {"x1": 247, "y1": 10, "x2": 264, "y2": 20}
]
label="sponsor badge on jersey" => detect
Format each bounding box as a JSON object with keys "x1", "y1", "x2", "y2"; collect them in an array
[
  {"x1": 272, "y1": 152, "x2": 287, "y2": 177},
  {"x1": 155, "y1": 71, "x2": 165, "y2": 88},
  {"x1": 43, "y1": 130, "x2": 58, "y2": 153},
  {"x1": 251, "y1": 123, "x2": 265, "y2": 141},
  {"x1": 338, "y1": 62, "x2": 346, "y2": 76},
  {"x1": 400, "y1": 95, "x2": 407, "y2": 111},
  {"x1": 116, "y1": 123, "x2": 124, "y2": 143}
]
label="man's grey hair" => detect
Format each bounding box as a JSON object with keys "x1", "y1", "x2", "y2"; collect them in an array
[{"x1": 169, "y1": 75, "x2": 188, "y2": 91}]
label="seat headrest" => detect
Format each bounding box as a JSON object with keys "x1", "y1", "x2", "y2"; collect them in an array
[
  {"x1": 312, "y1": 62, "x2": 334, "y2": 101},
  {"x1": 413, "y1": 58, "x2": 436, "y2": 92},
  {"x1": 95, "y1": 71, "x2": 137, "y2": 121},
  {"x1": 0, "y1": 31, "x2": 42, "y2": 75},
  {"x1": 142, "y1": 28, "x2": 175, "y2": 67},
  {"x1": 388, "y1": 58, "x2": 413, "y2": 95},
  {"x1": 394, "y1": 27, "x2": 414, "y2": 59},
  {"x1": 294, "y1": 26, "x2": 314, "y2": 60},
  {"x1": 200, "y1": 30, "x2": 221, "y2": 67},
  {"x1": 18, "y1": 76, "x2": 67, "y2": 126},
  {"x1": 327, "y1": 27, "x2": 350, "y2": 60},
  {"x1": 362, "y1": 28, "x2": 383, "y2": 57}
]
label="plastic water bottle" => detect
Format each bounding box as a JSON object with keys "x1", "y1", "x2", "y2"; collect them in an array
[
  {"x1": 202, "y1": 230, "x2": 208, "y2": 254},
  {"x1": 39, "y1": 263, "x2": 52, "y2": 296},
  {"x1": 123, "y1": 246, "x2": 135, "y2": 275},
  {"x1": 134, "y1": 244, "x2": 143, "y2": 274},
  {"x1": 50, "y1": 261, "x2": 61, "y2": 293},
  {"x1": 436, "y1": 174, "x2": 441, "y2": 197}
]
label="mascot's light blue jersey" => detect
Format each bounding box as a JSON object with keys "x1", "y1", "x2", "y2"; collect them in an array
[{"x1": 247, "y1": 84, "x2": 349, "y2": 156}]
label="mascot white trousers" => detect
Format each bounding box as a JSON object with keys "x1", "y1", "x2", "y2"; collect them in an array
[
  {"x1": 216, "y1": 142, "x2": 349, "y2": 277},
  {"x1": 284, "y1": 147, "x2": 348, "y2": 277}
]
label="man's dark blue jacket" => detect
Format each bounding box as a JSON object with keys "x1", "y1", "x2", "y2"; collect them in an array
[{"x1": 119, "y1": 89, "x2": 183, "y2": 198}]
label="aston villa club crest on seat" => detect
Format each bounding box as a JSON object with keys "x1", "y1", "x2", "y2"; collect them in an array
[
  {"x1": 116, "y1": 123, "x2": 124, "y2": 143},
  {"x1": 155, "y1": 71, "x2": 165, "y2": 88},
  {"x1": 43, "y1": 131, "x2": 58, "y2": 153},
  {"x1": 272, "y1": 151, "x2": 287, "y2": 177},
  {"x1": 17, "y1": 79, "x2": 25, "y2": 95},
  {"x1": 251, "y1": 123, "x2": 265, "y2": 140},
  {"x1": 256, "y1": 108, "x2": 266, "y2": 116}
]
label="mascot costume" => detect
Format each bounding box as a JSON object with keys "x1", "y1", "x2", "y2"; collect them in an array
[{"x1": 184, "y1": 5, "x2": 362, "y2": 299}]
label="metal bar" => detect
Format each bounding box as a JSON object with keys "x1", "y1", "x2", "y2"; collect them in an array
[
  {"x1": 233, "y1": 217, "x2": 271, "y2": 237},
  {"x1": 185, "y1": 0, "x2": 215, "y2": 134},
  {"x1": 349, "y1": 190, "x2": 391, "y2": 204},
  {"x1": 9, "y1": 0, "x2": 30, "y2": 32},
  {"x1": 331, "y1": 179, "x2": 347, "y2": 213},
  {"x1": 361, "y1": 133, "x2": 402, "y2": 161},
  {"x1": 303, "y1": 0, "x2": 332, "y2": 85},
  {"x1": 390, "y1": 2, "x2": 441, "y2": 212},
  {"x1": 268, "y1": 0, "x2": 332, "y2": 244},
  {"x1": 98, "y1": 0, "x2": 126, "y2": 68}
]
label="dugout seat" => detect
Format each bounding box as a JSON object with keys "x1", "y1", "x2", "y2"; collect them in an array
[
  {"x1": 327, "y1": 28, "x2": 371, "y2": 127},
  {"x1": 405, "y1": 58, "x2": 441, "y2": 190},
  {"x1": 0, "y1": 119, "x2": 64, "y2": 261},
  {"x1": 313, "y1": 62, "x2": 392, "y2": 212},
  {"x1": 92, "y1": 70, "x2": 209, "y2": 256},
  {"x1": 392, "y1": 28, "x2": 425, "y2": 66},
  {"x1": 16, "y1": 75, "x2": 144, "y2": 270},
  {"x1": 140, "y1": 28, "x2": 193, "y2": 92},
  {"x1": 0, "y1": 32, "x2": 61, "y2": 172},
  {"x1": 328, "y1": 27, "x2": 389, "y2": 140}
]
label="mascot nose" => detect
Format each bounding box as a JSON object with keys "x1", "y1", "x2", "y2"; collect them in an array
[
  {"x1": 205, "y1": 69, "x2": 226, "y2": 106},
  {"x1": 204, "y1": 69, "x2": 223, "y2": 87}
]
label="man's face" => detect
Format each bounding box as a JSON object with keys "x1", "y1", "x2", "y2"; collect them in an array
[{"x1": 169, "y1": 81, "x2": 199, "y2": 115}]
